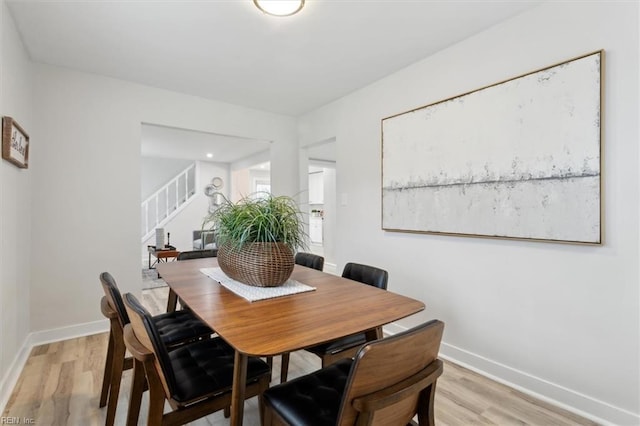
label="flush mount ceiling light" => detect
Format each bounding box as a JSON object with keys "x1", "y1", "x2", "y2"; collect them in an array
[{"x1": 253, "y1": 0, "x2": 305, "y2": 17}]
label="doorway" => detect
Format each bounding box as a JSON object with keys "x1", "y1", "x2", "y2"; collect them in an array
[
  {"x1": 231, "y1": 161, "x2": 271, "y2": 201},
  {"x1": 306, "y1": 139, "x2": 337, "y2": 273}
]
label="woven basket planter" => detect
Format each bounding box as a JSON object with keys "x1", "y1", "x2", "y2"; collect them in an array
[{"x1": 217, "y1": 242, "x2": 295, "y2": 287}]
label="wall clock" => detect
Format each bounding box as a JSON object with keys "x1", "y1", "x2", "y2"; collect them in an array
[{"x1": 205, "y1": 177, "x2": 225, "y2": 213}]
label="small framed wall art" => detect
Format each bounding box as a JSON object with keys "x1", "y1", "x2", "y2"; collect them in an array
[{"x1": 2, "y1": 116, "x2": 29, "y2": 169}]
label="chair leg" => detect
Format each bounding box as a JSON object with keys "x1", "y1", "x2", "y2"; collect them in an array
[
  {"x1": 145, "y1": 367, "x2": 166, "y2": 426},
  {"x1": 321, "y1": 354, "x2": 329, "y2": 368},
  {"x1": 417, "y1": 383, "x2": 437, "y2": 426},
  {"x1": 258, "y1": 375, "x2": 270, "y2": 426},
  {"x1": 266, "y1": 356, "x2": 274, "y2": 381},
  {"x1": 99, "y1": 330, "x2": 115, "y2": 408},
  {"x1": 321, "y1": 345, "x2": 361, "y2": 368},
  {"x1": 263, "y1": 404, "x2": 273, "y2": 426},
  {"x1": 105, "y1": 341, "x2": 126, "y2": 426},
  {"x1": 258, "y1": 394, "x2": 266, "y2": 426},
  {"x1": 166, "y1": 289, "x2": 178, "y2": 312},
  {"x1": 126, "y1": 359, "x2": 146, "y2": 426},
  {"x1": 374, "y1": 326, "x2": 383, "y2": 339},
  {"x1": 280, "y1": 353, "x2": 290, "y2": 383}
]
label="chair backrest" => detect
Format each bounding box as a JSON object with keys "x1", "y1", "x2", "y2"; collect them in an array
[
  {"x1": 177, "y1": 249, "x2": 218, "y2": 261},
  {"x1": 99, "y1": 272, "x2": 130, "y2": 327},
  {"x1": 294, "y1": 252, "x2": 325, "y2": 271},
  {"x1": 337, "y1": 320, "x2": 444, "y2": 425},
  {"x1": 342, "y1": 262, "x2": 388, "y2": 290},
  {"x1": 193, "y1": 230, "x2": 216, "y2": 249},
  {"x1": 122, "y1": 292, "x2": 178, "y2": 398}
]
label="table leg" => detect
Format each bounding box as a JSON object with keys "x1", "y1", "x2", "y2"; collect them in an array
[
  {"x1": 166, "y1": 289, "x2": 178, "y2": 313},
  {"x1": 365, "y1": 327, "x2": 383, "y2": 341},
  {"x1": 230, "y1": 351, "x2": 248, "y2": 426}
]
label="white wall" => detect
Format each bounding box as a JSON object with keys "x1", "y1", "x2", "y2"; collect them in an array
[
  {"x1": 299, "y1": 2, "x2": 638, "y2": 424},
  {"x1": 249, "y1": 169, "x2": 270, "y2": 193},
  {"x1": 140, "y1": 156, "x2": 193, "y2": 200},
  {"x1": 30, "y1": 64, "x2": 298, "y2": 332},
  {"x1": 0, "y1": 0, "x2": 32, "y2": 407}
]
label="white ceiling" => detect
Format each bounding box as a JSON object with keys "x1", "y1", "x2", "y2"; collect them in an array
[
  {"x1": 9, "y1": 0, "x2": 540, "y2": 165},
  {"x1": 7, "y1": 0, "x2": 541, "y2": 117},
  {"x1": 141, "y1": 123, "x2": 270, "y2": 163}
]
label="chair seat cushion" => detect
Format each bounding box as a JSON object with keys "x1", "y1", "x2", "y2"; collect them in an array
[
  {"x1": 152, "y1": 310, "x2": 213, "y2": 346},
  {"x1": 307, "y1": 332, "x2": 367, "y2": 356},
  {"x1": 193, "y1": 239, "x2": 217, "y2": 250},
  {"x1": 263, "y1": 359, "x2": 353, "y2": 426},
  {"x1": 169, "y1": 338, "x2": 271, "y2": 403}
]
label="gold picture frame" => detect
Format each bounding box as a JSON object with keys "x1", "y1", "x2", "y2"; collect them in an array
[{"x1": 2, "y1": 116, "x2": 29, "y2": 169}]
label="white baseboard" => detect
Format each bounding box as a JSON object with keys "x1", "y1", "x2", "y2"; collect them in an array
[
  {"x1": 27, "y1": 318, "x2": 109, "y2": 348},
  {"x1": 323, "y1": 262, "x2": 338, "y2": 275},
  {"x1": 3, "y1": 319, "x2": 638, "y2": 425},
  {"x1": 384, "y1": 324, "x2": 639, "y2": 426},
  {"x1": 0, "y1": 319, "x2": 109, "y2": 415},
  {"x1": 0, "y1": 334, "x2": 31, "y2": 416},
  {"x1": 383, "y1": 322, "x2": 407, "y2": 336}
]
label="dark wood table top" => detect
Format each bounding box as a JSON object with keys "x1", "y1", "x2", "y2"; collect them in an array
[
  {"x1": 157, "y1": 257, "x2": 425, "y2": 425},
  {"x1": 157, "y1": 258, "x2": 425, "y2": 356}
]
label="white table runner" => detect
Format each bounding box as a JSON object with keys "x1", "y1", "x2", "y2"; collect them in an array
[{"x1": 200, "y1": 267, "x2": 316, "y2": 302}]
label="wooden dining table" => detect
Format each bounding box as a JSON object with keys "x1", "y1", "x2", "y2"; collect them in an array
[{"x1": 157, "y1": 258, "x2": 425, "y2": 425}]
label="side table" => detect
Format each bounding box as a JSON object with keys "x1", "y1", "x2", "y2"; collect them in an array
[{"x1": 148, "y1": 245, "x2": 180, "y2": 270}]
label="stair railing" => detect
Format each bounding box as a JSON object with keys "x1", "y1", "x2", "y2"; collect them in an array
[{"x1": 141, "y1": 163, "x2": 196, "y2": 241}]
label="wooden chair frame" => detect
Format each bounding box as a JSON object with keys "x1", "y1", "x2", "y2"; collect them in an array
[
  {"x1": 276, "y1": 252, "x2": 326, "y2": 383},
  {"x1": 349, "y1": 360, "x2": 443, "y2": 426},
  {"x1": 264, "y1": 320, "x2": 444, "y2": 426},
  {"x1": 99, "y1": 271, "x2": 213, "y2": 426},
  {"x1": 99, "y1": 297, "x2": 134, "y2": 426},
  {"x1": 279, "y1": 262, "x2": 387, "y2": 383},
  {"x1": 123, "y1": 312, "x2": 270, "y2": 425}
]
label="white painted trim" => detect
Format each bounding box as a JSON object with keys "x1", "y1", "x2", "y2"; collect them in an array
[
  {"x1": 141, "y1": 192, "x2": 199, "y2": 243},
  {"x1": 0, "y1": 319, "x2": 109, "y2": 415},
  {"x1": 27, "y1": 319, "x2": 109, "y2": 347},
  {"x1": 3, "y1": 317, "x2": 638, "y2": 425},
  {"x1": 323, "y1": 262, "x2": 338, "y2": 275},
  {"x1": 384, "y1": 323, "x2": 639, "y2": 425},
  {"x1": 382, "y1": 321, "x2": 406, "y2": 336},
  {"x1": 0, "y1": 335, "x2": 31, "y2": 416}
]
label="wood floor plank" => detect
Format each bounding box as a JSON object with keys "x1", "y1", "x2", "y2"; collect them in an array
[{"x1": 2, "y1": 284, "x2": 598, "y2": 425}]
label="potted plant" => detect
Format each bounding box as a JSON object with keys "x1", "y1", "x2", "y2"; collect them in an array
[{"x1": 203, "y1": 192, "x2": 306, "y2": 287}]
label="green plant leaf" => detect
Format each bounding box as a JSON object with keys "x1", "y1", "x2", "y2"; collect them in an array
[{"x1": 202, "y1": 192, "x2": 307, "y2": 251}]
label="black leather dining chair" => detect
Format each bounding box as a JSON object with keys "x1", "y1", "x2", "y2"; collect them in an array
[
  {"x1": 294, "y1": 252, "x2": 325, "y2": 271},
  {"x1": 306, "y1": 262, "x2": 388, "y2": 365},
  {"x1": 276, "y1": 252, "x2": 327, "y2": 383},
  {"x1": 122, "y1": 292, "x2": 271, "y2": 426},
  {"x1": 263, "y1": 320, "x2": 445, "y2": 426},
  {"x1": 98, "y1": 272, "x2": 213, "y2": 426},
  {"x1": 279, "y1": 262, "x2": 389, "y2": 383},
  {"x1": 176, "y1": 249, "x2": 218, "y2": 260}
]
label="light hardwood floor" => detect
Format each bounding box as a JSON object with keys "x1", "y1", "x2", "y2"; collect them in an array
[{"x1": 3, "y1": 286, "x2": 598, "y2": 426}]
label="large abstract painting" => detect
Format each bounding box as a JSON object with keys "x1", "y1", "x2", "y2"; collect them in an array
[{"x1": 382, "y1": 51, "x2": 602, "y2": 244}]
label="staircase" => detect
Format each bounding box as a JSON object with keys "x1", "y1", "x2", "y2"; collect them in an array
[{"x1": 141, "y1": 163, "x2": 197, "y2": 242}]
